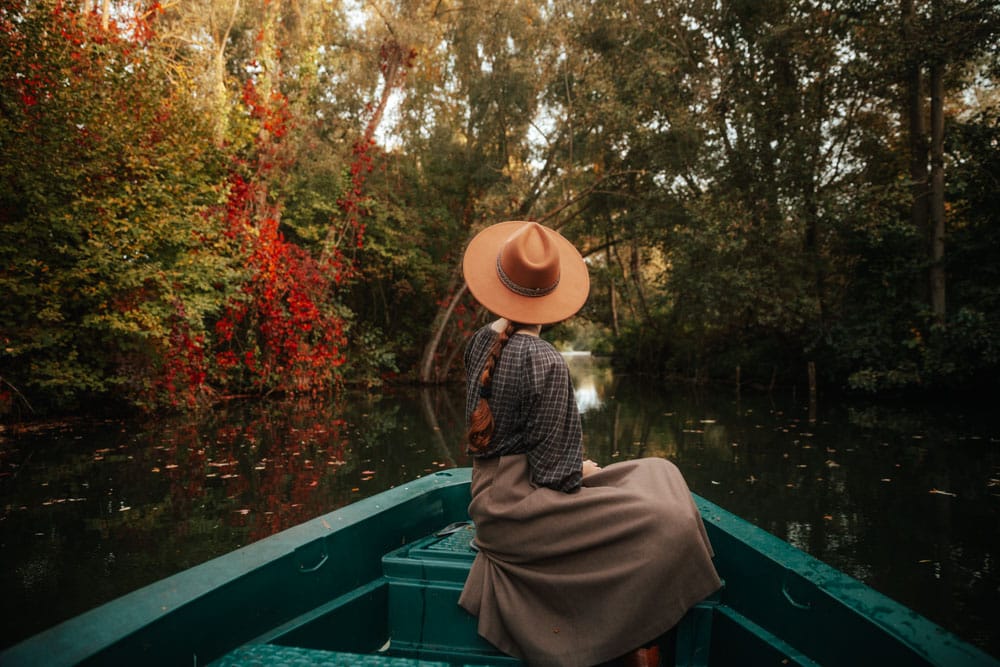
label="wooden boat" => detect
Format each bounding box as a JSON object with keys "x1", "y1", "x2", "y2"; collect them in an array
[{"x1": 2, "y1": 468, "x2": 996, "y2": 666}]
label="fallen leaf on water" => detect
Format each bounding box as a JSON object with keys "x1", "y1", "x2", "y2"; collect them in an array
[
  {"x1": 929, "y1": 488, "x2": 957, "y2": 497},
  {"x1": 711, "y1": 480, "x2": 721, "y2": 485},
  {"x1": 362, "y1": 470, "x2": 376, "y2": 475},
  {"x1": 822, "y1": 515, "x2": 833, "y2": 521},
  {"x1": 880, "y1": 478, "x2": 892, "y2": 483},
  {"x1": 825, "y1": 460, "x2": 840, "y2": 468}
]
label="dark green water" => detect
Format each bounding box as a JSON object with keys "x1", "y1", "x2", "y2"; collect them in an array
[{"x1": 1, "y1": 354, "x2": 998, "y2": 657}]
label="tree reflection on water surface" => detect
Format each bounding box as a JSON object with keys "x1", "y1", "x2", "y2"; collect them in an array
[{"x1": 1, "y1": 354, "x2": 997, "y2": 657}]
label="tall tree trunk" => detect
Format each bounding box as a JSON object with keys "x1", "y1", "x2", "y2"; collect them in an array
[
  {"x1": 929, "y1": 60, "x2": 946, "y2": 321},
  {"x1": 100, "y1": 0, "x2": 110, "y2": 30},
  {"x1": 209, "y1": 0, "x2": 241, "y2": 145},
  {"x1": 629, "y1": 238, "x2": 650, "y2": 323},
  {"x1": 608, "y1": 246, "x2": 619, "y2": 337},
  {"x1": 611, "y1": 243, "x2": 638, "y2": 320},
  {"x1": 902, "y1": 0, "x2": 930, "y2": 302},
  {"x1": 321, "y1": 37, "x2": 412, "y2": 263}
]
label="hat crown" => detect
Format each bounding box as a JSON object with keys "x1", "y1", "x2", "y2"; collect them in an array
[
  {"x1": 498, "y1": 223, "x2": 560, "y2": 295},
  {"x1": 462, "y1": 220, "x2": 588, "y2": 325}
]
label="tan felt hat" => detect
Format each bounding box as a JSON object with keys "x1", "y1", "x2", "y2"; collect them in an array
[{"x1": 462, "y1": 221, "x2": 589, "y2": 325}]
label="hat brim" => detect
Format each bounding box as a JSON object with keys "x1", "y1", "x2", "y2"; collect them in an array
[{"x1": 463, "y1": 221, "x2": 590, "y2": 325}]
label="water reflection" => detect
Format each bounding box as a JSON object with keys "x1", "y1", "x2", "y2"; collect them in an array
[
  {"x1": 570, "y1": 358, "x2": 999, "y2": 657},
  {"x1": 1, "y1": 356, "x2": 998, "y2": 658},
  {"x1": 564, "y1": 352, "x2": 606, "y2": 414}
]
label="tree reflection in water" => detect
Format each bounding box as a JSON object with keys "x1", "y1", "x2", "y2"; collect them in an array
[{"x1": 1, "y1": 355, "x2": 997, "y2": 657}]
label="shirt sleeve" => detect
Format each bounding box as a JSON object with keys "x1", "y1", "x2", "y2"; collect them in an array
[{"x1": 524, "y1": 347, "x2": 583, "y2": 492}]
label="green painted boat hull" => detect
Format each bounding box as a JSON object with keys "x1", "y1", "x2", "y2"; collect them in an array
[{"x1": 2, "y1": 468, "x2": 995, "y2": 666}]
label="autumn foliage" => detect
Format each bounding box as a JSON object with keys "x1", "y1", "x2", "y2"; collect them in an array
[
  {"x1": 211, "y1": 172, "x2": 349, "y2": 397},
  {"x1": 0, "y1": 0, "x2": 391, "y2": 412},
  {"x1": 3, "y1": 0, "x2": 999, "y2": 415}
]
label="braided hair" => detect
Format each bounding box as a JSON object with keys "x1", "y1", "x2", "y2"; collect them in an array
[{"x1": 466, "y1": 321, "x2": 518, "y2": 453}]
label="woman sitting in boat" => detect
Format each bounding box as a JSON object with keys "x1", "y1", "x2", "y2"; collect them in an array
[{"x1": 457, "y1": 221, "x2": 722, "y2": 667}]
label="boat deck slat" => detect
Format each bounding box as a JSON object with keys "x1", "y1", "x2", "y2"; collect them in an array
[{"x1": 213, "y1": 645, "x2": 454, "y2": 666}]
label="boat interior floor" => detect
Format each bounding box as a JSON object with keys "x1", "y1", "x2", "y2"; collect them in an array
[{"x1": 208, "y1": 522, "x2": 828, "y2": 667}]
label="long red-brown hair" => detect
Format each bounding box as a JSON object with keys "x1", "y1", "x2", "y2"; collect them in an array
[{"x1": 466, "y1": 321, "x2": 517, "y2": 453}]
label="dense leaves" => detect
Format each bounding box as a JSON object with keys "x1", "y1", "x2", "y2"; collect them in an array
[
  {"x1": 1, "y1": 0, "x2": 998, "y2": 415},
  {"x1": 0, "y1": 0, "x2": 236, "y2": 411}
]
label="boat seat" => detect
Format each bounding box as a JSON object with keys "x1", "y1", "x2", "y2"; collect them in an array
[{"x1": 382, "y1": 522, "x2": 519, "y2": 665}]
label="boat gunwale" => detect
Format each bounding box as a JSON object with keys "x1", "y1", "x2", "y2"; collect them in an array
[{"x1": 0, "y1": 469, "x2": 472, "y2": 667}]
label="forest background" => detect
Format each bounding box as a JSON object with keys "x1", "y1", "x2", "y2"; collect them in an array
[{"x1": 1, "y1": 0, "x2": 998, "y2": 416}]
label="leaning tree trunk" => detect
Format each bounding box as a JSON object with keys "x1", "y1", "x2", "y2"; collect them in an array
[{"x1": 419, "y1": 280, "x2": 468, "y2": 383}]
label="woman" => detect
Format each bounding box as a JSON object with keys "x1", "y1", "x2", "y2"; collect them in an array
[{"x1": 457, "y1": 221, "x2": 722, "y2": 667}]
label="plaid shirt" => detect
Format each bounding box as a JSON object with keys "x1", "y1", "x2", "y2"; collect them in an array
[{"x1": 464, "y1": 325, "x2": 583, "y2": 492}]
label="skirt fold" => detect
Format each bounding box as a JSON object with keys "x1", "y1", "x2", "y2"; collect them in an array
[{"x1": 458, "y1": 455, "x2": 721, "y2": 667}]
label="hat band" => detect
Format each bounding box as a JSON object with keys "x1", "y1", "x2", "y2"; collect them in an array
[{"x1": 496, "y1": 254, "x2": 560, "y2": 297}]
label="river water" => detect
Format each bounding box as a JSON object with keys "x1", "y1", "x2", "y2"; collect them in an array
[{"x1": 1, "y1": 353, "x2": 998, "y2": 657}]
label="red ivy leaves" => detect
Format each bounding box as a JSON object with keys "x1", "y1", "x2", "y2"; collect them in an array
[
  {"x1": 241, "y1": 79, "x2": 292, "y2": 141},
  {"x1": 153, "y1": 302, "x2": 209, "y2": 409},
  {"x1": 153, "y1": 75, "x2": 352, "y2": 406},
  {"x1": 208, "y1": 78, "x2": 350, "y2": 397},
  {"x1": 212, "y1": 174, "x2": 348, "y2": 396}
]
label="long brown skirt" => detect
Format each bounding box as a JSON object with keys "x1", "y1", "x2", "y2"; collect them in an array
[{"x1": 458, "y1": 455, "x2": 721, "y2": 667}]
